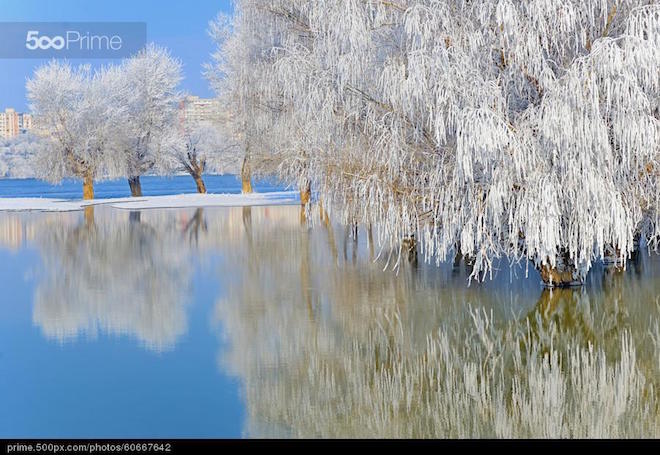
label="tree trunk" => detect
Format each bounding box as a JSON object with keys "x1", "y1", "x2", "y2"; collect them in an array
[
  {"x1": 128, "y1": 176, "x2": 143, "y2": 197},
  {"x1": 603, "y1": 247, "x2": 625, "y2": 273},
  {"x1": 82, "y1": 173, "x2": 94, "y2": 200},
  {"x1": 241, "y1": 156, "x2": 253, "y2": 194},
  {"x1": 628, "y1": 232, "x2": 643, "y2": 273},
  {"x1": 402, "y1": 234, "x2": 418, "y2": 265},
  {"x1": 194, "y1": 174, "x2": 207, "y2": 194},
  {"x1": 299, "y1": 180, "x2": 312, "y2": 223},
  {"x1": 342, "y1": 223, "x2": 359, "y2": 264},
  {"x1": 318, "y1": 202, "x2": 338, "y2": 262},
  {"x1": 536, "y1": 249, "x2": 583, "y2": 287},
  {"x1": 319, "y1": 202, "x2": 329, "y2": 225},
  {"x1": 538, "y1": 264, "x2": 582, "y2": 287},
  {"x1": 367, "y1": 224, "x2": 374, "y2": 261},
  {"x1": 300, "y1": 227, "x2": 314, "y2": 320},
  {"x1": 453, "y1": 245, "x2": 475, "y2": 272},
  {"x1": 300, "y1": 180, "x2": 312, "y2": 206}
]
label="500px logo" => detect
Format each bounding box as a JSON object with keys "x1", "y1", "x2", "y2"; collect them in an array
[
  {"x1": 25, "y1": 30, "x2": 123, "y2": 51},
  {"x1": 25, "y1": 31, "x2": 65, "y2": 50},
  {"x1": 0, "y1": 22, "x2": 146, "y2": 58}
]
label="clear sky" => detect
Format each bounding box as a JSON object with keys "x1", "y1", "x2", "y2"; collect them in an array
[{"x1": 0, "y1": 0, "x2": 234, "y2": 112}]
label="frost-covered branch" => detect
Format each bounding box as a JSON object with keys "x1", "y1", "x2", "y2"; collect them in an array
[{"x1": 217, "y1": 0, "x2": 660, "y2": 285}]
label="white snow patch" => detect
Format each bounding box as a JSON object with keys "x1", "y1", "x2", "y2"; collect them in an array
[{"x1": 0, "y1": 191, "x2": 300, "y2": 212}]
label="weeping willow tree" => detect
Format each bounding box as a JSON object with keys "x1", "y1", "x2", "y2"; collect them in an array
[{"x1": 217, "y1": 0, "x2": 660, "y2": 286}]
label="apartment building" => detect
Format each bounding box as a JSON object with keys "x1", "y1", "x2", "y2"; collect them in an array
[
  {"x1": 0, "y1": 108, "x2": 34, "y2": 139},
  {"x1": 18, "y1": 113, "x2": 33, "y2": 132},
  {"x1": 178, "y1": 96, "x2": 226, "y2": 126}
]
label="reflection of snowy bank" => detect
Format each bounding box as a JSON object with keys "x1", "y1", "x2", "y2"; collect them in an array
[
  {"x1": 0, "y1": 212, "x2": 78, "y2": 250},
  {"x1": 31, "y1": 209, "x2": 193, "y2": 352},
  {"x1": 0, "y1": 206, "x2": 302, "y2": 352},
  {"x1": 0, "y1": 191, "x2": 299, "y2": 212}
]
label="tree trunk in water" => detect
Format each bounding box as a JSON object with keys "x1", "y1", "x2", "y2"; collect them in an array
[
  {"x1": 319, "y1": 201, "x2": 329, "y2": 225},
  {"x1": 318, "y1": 202, "x2": 338, "y2": 262},
  {"x1": 628, "y1": 232, "x2": 643, "y2": 274},
  {"x1": 538, "y1": 264, "x2": 582, "y2": 287},
  {"x1": 367, "y1": 224, "x2": 374, "y2": 261},
  {"x1": 128, "y1": 176, "x2": 143, "y2": 197},
  {"x1": 300, "y1": 181, "x2": 312, "y2": 206},
  {"x1": 299, "y1": 181, "x2": 312, "y2": 223},
  {"x1": 241, "y1": 157, "x2": 253, "y2": 194},
  {"x1": 300, "y1": 228, "x2": 314, "y2": 320},
  {"x1": 607, "y1": 233, "x2": 643, "y2": 268},
  {"x1": 342, "y1": 223, "x2": 359, "y2": 264},
  {"x1": 604, "y1": 235, "x2": 643, "y2": 276},
  {"x1": 453, "y1": 251, "x2": 463, "y2": 268},
  {"x1": 402, "y1": 234, "x2": 417, "y2": 265},
  {"x1": 194, "y1": 174, "x2": 207, "y2": 194},
  {"x1": 82, "y1": 174, "x2": 94, "y2": 200},
  {"x1": 453, "y1": 245, "x2": 475, "y2": 273}
]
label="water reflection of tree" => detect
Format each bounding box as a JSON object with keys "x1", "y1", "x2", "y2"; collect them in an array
[
  {"x1": 526, "y1": 262, "x2": 660, "y2": 402},
  {"x1": 32, "y1": 207, "x2": 193, "y2": 352},
  {"x1": 215, "y1": 209, "x2": 659, "y2": 438},
  {"x1": 183, "y1": 208, "x2": 208, "y2": 247}
]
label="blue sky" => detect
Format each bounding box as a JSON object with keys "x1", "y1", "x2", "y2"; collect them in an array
[{"x1": 0, "y1": 0, "x2": 233, "y2": 112}]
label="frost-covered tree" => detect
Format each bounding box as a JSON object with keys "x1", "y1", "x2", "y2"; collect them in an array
[
  {"x1": 0, "y1": 134, "x2": 40, "y2": 179},
  {"x1": 27, "y1": 61, "x2": 124, "y2": 199},
  {"x1": 115, "y1": 44, "x2": 183, "y2": 196},
  {"x1": 205, "y1": 10, "x2": 280, "y2": 194},
  {"x1": 26, "y1": 45, "x2": 182, "y2": 199},
  {"x1": 163, "y1": 122, "x2": 234, "y2": 194},
  {"x1": 219, "y1": 0, "x2": 660, "y2": 286}
]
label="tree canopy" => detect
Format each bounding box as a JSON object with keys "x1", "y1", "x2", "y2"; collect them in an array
[{"x1": 211, "y1": 0, "x2": 660, "y2": 283}]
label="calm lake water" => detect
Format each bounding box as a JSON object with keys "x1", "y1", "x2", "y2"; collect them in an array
[{"x1": 0, "y1": 204, "x2": 658, "y2": 438}]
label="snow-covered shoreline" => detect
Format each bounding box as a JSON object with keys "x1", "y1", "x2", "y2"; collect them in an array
[{"x1": 0, "y1": 191, "x2": 300, "y2": 212}]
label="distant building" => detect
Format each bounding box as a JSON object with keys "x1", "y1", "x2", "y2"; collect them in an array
[
  {"x1": 178, "y1": 96, "x2": 226, "y2": 127},
  {"x1": 0, "y1": 108, "x2": 34, "y2": 139},
  {"x1": 18, "y1": 113, "x2": 33, "y2": 133},
  {"x1": 0, "y1": 108, "x2": 19, "y2": 139}
]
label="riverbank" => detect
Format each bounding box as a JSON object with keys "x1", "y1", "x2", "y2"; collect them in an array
[{"x1": 0, "y1": 191, "x2": 300, "y2": 212}]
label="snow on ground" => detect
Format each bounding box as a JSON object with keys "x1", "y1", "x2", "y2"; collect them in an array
[{"x1": 0, "y1": 191, "x2": 300, "y2": 212}]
